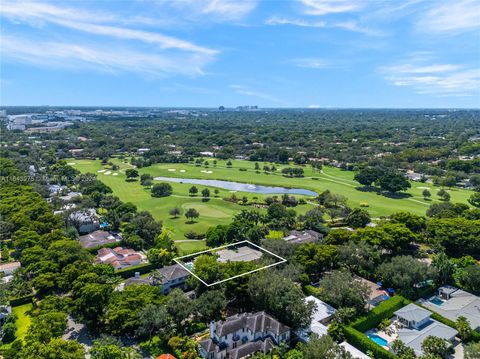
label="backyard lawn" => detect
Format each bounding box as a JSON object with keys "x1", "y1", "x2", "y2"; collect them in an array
[
  {"x1": 0, "y1": 303, "x2": 32, "y2": 350},
  {"x1": 12, "y1": 303, "x2": 32, "y2": 342},
  {"x1": 70, "y1": 158, "x2": 473, "y2": 241}
]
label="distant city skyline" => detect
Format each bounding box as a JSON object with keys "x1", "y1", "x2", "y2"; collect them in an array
[{"x1": 1, "y1": 0, "x2": 479, "y2": 108}]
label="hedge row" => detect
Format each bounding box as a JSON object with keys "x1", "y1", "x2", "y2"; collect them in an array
[
  {"x1": 351, "y1": 295, "x2": 410, "y2": 333},
  {"x1": 116, "y1": 263, "x2": 157, "y2": 279},
  {"x1": 9, "y1": 294, "x2": 35, "y2": 307},
  {"x1": 343, "y1": 326, "x2": 396, "y2": 359},
  {"x1": 303, "y1": 285, "x2": 321, "y2": 297},
  {"x1": 85, "y1": 241, "x2": 122, "y2": 254}
]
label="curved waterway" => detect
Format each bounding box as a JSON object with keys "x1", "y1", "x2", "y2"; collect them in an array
[{"x1": 153, "y1": 176, "x2": 317, "y2": 196}]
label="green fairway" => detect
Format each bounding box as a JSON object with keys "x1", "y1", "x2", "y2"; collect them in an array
[
  {"x1": 174, "y1": 240, "x2": 208, "y2": 255},
  {"x1": 71, "y1": 158, "x2": 472, "y2": 240},
  {"x1": 71, "y1": 158, "x2": 317, "y2": 241}
]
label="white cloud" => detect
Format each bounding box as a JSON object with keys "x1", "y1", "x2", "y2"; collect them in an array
[
  {"x1": 1, "y1": 1, "x2": 216, "y2": 55},
  {"x1": 265, "y1": 16, "x2": 326, "y2": 27},
  {"x1": 229, "y1": 85, "x2": 279, "y2": 102},
  {"x1": 265, "y1": 16, "x2": 384, "y2": 36},
  {"x1": 291, "y1": 58, "x2": 329, "y2": 69},
  {"x1": 1, "y1": 35, "x2": 209, "y2": 77},
  {"x1": 168, "y1": 0, "x2": 257, "y2": 21},
  {"x1": 418, "y1": 0, "x2": 480, "y2": 34},
  {"x1": 300, "y1": 0, "x2": 363, "y2": 15},
  {"x1": 381, "y1": 56, "x2": 480, "y2": 96},
  {"x1": 1, "y1": 1, "x2": 218, "y2": 76},
  {"x1": 201, "y1": 0, "x2": 257, "y2": 20}
]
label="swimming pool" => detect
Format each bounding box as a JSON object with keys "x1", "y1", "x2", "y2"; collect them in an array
[
  {"x1": 368, "y1": 334, "x2": 389, "y2": 346},
  {"x1": 429, "y1": 297, "x2": 444, "y2": 306}
]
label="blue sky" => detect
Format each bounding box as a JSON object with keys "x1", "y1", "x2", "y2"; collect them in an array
[{"x1": 1, "y1": 0, "x2": 479, "y2": 107}]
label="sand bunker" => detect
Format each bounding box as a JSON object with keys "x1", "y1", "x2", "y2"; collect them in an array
[
  {"x1": 180, "y1": 170, "x2": 186, "y2": 173},
  {"x1": 97, "y1": 169, "x2": 106, "y2": 173},
  {"x1": 168, "y1": 168, "x2": 177, "y2": 172},
  {"x1": 105, "y1": 171, "x2": 111, "y2": 175},
  {"x1": 201, "y1": 170, "x2": 213, "y2": 174},
  {"x1": 67, "y1": 162, "x2": 76, "y2": 165},
  {"x1": 112, "y1": 173, "x2": 118, "y2": 176}
]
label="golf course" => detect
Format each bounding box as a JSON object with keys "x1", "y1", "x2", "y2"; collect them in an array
[{"x1": 70, "y1": 158, "x2": 473, "y2": 251}]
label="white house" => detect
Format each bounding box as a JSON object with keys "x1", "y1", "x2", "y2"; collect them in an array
[
  {"x1": 296, "y1": 295, "x2": 336, "y2": 342},
  {"x1": 0, "y1": 262, "x2": 21, "y2": 276},
  {"x1": 199, "y1": 311, "x2": 290, "y2": 359},
  {"x1": 419, "y1": 286, "x2": 480, "y2": 331},
  {"x1": 69, "y1": 208, "x2": 99, "y2": 234},
  {"x1": 394, "y1": 303, "x2": 458, "y2": 356}
]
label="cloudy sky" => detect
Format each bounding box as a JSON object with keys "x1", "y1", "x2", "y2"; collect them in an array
[{"x1": 1, "y1": 0, "x2": 479, "y2": 107}]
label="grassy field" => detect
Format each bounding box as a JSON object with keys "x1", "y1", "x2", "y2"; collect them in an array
[
  {"x1": 0, "y1": 303, "x2": 32, "y2": 350},
  {"x1": 70, "y1": 158, "x2": 472, "y2": 245},
  {"x1": 12, "y1": 303, "x2": 32, "y2": 342}
]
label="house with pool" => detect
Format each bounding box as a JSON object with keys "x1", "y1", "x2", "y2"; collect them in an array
[
  {"x1": 366, "y1": 303, "x2": 458, "y2": 357},
  {"x1": 418, "y1": 286, "x2": 480, "y2": 332}
]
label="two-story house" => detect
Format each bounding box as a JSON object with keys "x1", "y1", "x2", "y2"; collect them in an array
[
  {"x1": 394, "y1": 303, "x2": 458, "y2": 356},
  {"x1": 124, "y1": 264, "x2": 190, "y2": 295},
  {"x1": 199, "y1": 311, "x2": 290, "y2": 359}
]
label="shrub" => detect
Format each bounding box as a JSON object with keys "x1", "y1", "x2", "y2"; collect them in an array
[
  {"x1": 1, "y1": 322, "x2": 17, "y2": 343},
  {"x1": 184, "y1": 231, "x2": 205, "y2": 240},
  {"x1": 343, "y1": 326, "x2": 396, "y2": 359},
  {"x1": 351, "y1": 296, "x2": 409, "y2": 332},
  {"x1": 116, "y1": 263, "x2": 156, "y2": 278}
]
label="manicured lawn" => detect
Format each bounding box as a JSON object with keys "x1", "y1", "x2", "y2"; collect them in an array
[
  {"x1": 174, "y1": 240, "x2": 208, "y2": 255},
  {"x1": 0, "y1": 302, "x2": 35, "y2": 350},
  {"x1": 70, "y1": 158, "x2": 473, "y2": 240},
  {"x1": 12, "y1": 303, "x2": 32, "y2": 342}
]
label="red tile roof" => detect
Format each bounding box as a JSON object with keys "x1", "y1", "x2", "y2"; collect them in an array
[{"x1": 156, "y1": 355, "x2": 176, "y2": 359}]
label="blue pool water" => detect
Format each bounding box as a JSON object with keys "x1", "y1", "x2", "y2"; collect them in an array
[
  {"x1": 430, "y1": 297, "x2": 444, "y2": 306},
  {"x1": 368, "y1": 334, "x2": 388, "y2": 346}
]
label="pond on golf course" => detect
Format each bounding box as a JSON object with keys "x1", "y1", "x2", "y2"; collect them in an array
[{"x1": 153, "y1": 176, "x2": 318, "y2": 196}]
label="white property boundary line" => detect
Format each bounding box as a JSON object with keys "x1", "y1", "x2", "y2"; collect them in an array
[{"x1": 173, "y1": 240, "x2": 287, "y2": 287}]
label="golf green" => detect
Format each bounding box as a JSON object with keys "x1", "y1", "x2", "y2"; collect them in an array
[{"x1": 70, "y1": 158, "x2": 472, "y2": 243}]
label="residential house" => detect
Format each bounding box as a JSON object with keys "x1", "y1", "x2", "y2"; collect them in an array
[
  {"x1": 405, "y1": 170, "x2": 426, "y2": 181},
  {"x1": 69, "y1": 208, "x2": 99, "y2": 234},
  {"x1": 79, "y1": 230, "x2": 122, "y2": 249},
  {"x1": 47, "y1": 184, "x2": 67, "y2": 196},
  {"x1": 356, "y1": 277, "x2": 390, "y2": 309},
  {"x1": 59, "y1": 191, "x2": 82, "y2": 202},
  {"x1": 94, "y1": 247, "x2": 147, "y2": 270},
  {"x1": 419, "y1": 286, "x2": 480, "y2": 332},
  {"x1": 339, "y1": 342, "x2": 372, "y2": 359},
  {"x1": 0, "y1": 262, "x2": 21, "y2": 276},
  {"x1": 296, "y1": 295, "x2": 336, "y2": 342},
  {"x1": 199, "y1": 311, "x2": 290, "y2": 359},
  {"x1": 394, "y1": 303, "x2": 458, "y2": 356},
  {"x1": 125, "y1": 264, "x2": 191, "y2": 295},
  {"x1": 157, "y1": 264, "x2": 190, "y2": 294},
  {"x1": 283, "y1": 230, "x2": 323, "y2": 245},
  {"x1": 0, "y1": 305, "x2": 12, "y2": 324}
]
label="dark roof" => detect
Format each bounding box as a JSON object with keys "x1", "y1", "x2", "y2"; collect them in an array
[
  {"x1": 200, "y1": 334, "x2": 276, "y2": 358},
  {"x1": 199, "y1": 339, "x2": 215, "y2": 353},
  {"x1": 229, "y1": 338, "x2": 275, "y2": 359},
  {"x1": 214, "y1": 311, "x2": 290, "y2": 337},
  {"x1": 124, "y1": 277, "x2": 153, "y2": 287},
  {"x1": 284, "y1": 230, "x2": 323, "y2": 244},
  {"x1": 158, "y1": 264, "x2": 190, "y2": 282}
]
